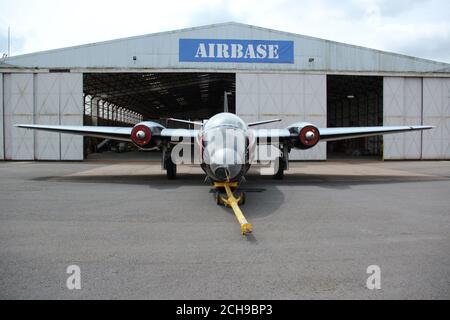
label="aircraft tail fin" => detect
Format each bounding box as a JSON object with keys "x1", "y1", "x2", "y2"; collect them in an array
[{"x1": 224, "y1": 91, "x2": 231, "y2": 113}]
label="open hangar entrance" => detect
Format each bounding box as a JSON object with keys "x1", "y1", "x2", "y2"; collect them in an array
[
  {"x1": 82, "y1": 72, "x2": 235, "y2": 156},
  {"x1": 327, "y1": 75, "x2": 383, "y2": 159}
]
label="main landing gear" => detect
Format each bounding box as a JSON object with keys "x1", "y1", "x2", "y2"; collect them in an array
[
  {"x1": 164, "y1": 156, "x2": 177, "y2": 180},
  {"x1": 273, "y1": 157, "x2": 284, "y2": 180},
  {"x1": 274, "y1": 144, "x2": 289, "y2": 180},
  {"x1": 213, "y1": 182, "x2": 252, "y2": 235}
]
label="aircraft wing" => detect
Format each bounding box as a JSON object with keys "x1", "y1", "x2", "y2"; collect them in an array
[
  {"x1": 251, "y1": 125, "x2": 434, "y2": 145},
  {"x1": 15, "y1": 124, "x2": 199, "y2": 142},
  {"x1": 15, "y1": 124, "x2": 133, "y2": 141},
  {"x1": 17, "y1": 124, "x2": 433, "y2": 145},
  {"x1": 318, "y1": 125, "x2": 434, "y2": 142},
  {"x1": 160, "y1": 128, "x2": 199, "y2": 139},
  {"x1": 251, "y1": 128, "x2": 291, "y2": 139}
]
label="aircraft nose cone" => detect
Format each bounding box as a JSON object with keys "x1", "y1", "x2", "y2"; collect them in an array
[
  {"x1": 214, "y1": 167, "x2": 230, "y2": 181},
  {"x1": 305, "y1": 131, "x2": 315, "y2": 141},
  {"x1": 213, "y1": 164, "x2": 243, "y2": 181},
  {"x1": 206, "y1": 148, "x2": 245, "y2": 181}
]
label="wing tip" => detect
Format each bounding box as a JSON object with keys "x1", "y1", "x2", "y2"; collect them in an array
[
  {"x1": 411, "y1": 125, "x2": 435, "y2": 130},
  {"x1": 15, "y1": 124, "x2": 42, "y2": 130}
]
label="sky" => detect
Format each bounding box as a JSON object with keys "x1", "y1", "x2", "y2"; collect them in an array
[{"x1": 0, "y1": 0, "x2": 449, "y2": 63}]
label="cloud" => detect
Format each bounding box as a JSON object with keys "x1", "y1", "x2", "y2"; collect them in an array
[
  {"x1": 0, "y1": 0, "x2": 449, "y2": 63},
  {"x1": 390, "y1": 28, "x2": 450, "y2": 63}
]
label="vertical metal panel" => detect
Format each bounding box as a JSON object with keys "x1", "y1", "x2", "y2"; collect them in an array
[
  {"x1": 383, "y1": 77, "x2": 404, "y2": 160},
  {"x1": 403, "y1": 78, "x2": 423, "y2": 159},
  {"x1": 383, "y1": 77, "x2": 422, "y2": 159},
  {"x1": 422, "y1": 78, "x2": 450, "y2": 159},
  {"x1": 299, "y1": 74, "x2": 327, "y2": 160},
  {"x1": 236, "y1": 72, "x2": 326, "y2": 160},
  {"x1": 0, "y1": 73, "x2": 3, "y2": 160},
  {"x1": 3, "y1": 73, "x2": 35, "y2": 160},
  {"x1": 235, "y1": 73, "x2": 259, "y2": 124},
  {"x1": 35, "y1": 74, "x2": 61, "y2": 160},
  {"x1": 60, "y1": 73, "x2": 83, "y2": 160}
]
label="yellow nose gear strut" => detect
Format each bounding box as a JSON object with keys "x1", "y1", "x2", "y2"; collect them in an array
[{"x1": 213, "y1": 182, "x2": 252, "y2": 235}]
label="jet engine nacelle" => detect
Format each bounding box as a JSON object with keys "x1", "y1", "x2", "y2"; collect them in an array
[
  {"x1": 288, "y1": 122, "x2": 320, "y2": 150},
  {"x1": 130, "y1": 121, "x2": 163, "y2": 149}
]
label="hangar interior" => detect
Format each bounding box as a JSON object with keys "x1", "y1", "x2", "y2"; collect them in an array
[
  {"x1": 84, "y1": 73, "x2": 235, "y2": 122},
  {"x1": 82, "y1": 72, "x2": 235, "y2": 153},
  {"x1": 327, "y1": 75, "x2": 383, "y2": 159}
]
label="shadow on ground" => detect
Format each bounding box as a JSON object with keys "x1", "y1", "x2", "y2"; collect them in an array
[
  {"x1": 30, "y1": 171, "x2": 448, "y2": 225},
  {"x1": 33, "y1": 171, "x2": 448, "y2": 191}
]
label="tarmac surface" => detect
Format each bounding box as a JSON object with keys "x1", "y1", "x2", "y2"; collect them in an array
[{"x1": 1, "y1": 154, "x2": 449, "y2": 299}]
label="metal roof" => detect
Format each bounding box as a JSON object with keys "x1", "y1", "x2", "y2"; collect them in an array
[{"x1": 2, "y1": 22, "x2": 449, "y2": 74}]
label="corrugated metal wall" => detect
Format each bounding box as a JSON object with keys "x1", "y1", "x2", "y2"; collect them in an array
[
  {"x1": 4, "y1": 23, "x2": 449, "y2": 73},
  {"x1": 1, "y1": 72, "x2": 83, "y2": 161},
  {"x1": 236, "y1": 72, "x2": 326, "y2": 160}
]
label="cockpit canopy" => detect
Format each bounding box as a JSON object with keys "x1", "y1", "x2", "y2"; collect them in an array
[{"x1": 203, "y1": 113, "x2": 248, "y2": 131}]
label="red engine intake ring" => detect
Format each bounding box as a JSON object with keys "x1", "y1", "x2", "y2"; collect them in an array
[
  {"x1": 131, "y1": 125, "x2": 152, "y2": 147},
  {"x1": 299, "y1": 125, "x2": 320, "y2": 147}
]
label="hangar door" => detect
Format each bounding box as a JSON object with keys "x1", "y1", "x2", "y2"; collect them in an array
[
  {"x1": 383, "y1": 77, "x2": 423, "y2": 159},
  {"x1": 0, "y1": 73, "x2": 3, "y2": 160},
  {"x1": 236, "y1": 73, "x2": 326, "y2": 160},
  {"x1": 384, "y1": 77, "x2": 450, "y2": 160},
  {"x1": 2, "y1": 73, "x2": 83, "y2": 160},
  {"x1": 422, "y1": 78, "x2": 450, "y2": 159}
]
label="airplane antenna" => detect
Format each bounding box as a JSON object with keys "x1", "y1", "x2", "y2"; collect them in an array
[{"x1": 224, "y1": 91, "x2": 231, "y2": 113}]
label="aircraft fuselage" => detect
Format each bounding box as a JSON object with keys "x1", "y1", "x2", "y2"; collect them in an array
[{"x1": 198, "y1": 113, "x2": 253, "y2": 182}]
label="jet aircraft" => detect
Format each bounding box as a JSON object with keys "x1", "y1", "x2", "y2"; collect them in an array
[{"x1": 16, "y1": 101, "x2": 434, "y2": 234}]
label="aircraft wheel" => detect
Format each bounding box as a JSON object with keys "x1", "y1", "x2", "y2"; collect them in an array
[
  {"x1": 273, "y1": 157, "x2": 284, "y2": 180},
  {"x1": 165, "y1": 157, "x2": 177, "y2": 180},
  {"x1": 239, "y1": 192, "x2": 246, "y2": 205},
  {"x1": 215, "y1": 192, "x2": 222, "y2": 206}
]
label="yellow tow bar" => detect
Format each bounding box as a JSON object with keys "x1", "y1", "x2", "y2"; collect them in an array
[{"x1": 214, "y1": 182, "x2": 252, "y2": 235}]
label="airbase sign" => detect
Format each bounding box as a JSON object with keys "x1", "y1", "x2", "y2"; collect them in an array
[{"x1": 179, "y1": 39, "x2": 294, "y2": 64}]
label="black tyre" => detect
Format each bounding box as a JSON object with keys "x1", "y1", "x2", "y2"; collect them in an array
[
  {"x1": 165, "y1": 157, "x2": 177, "y2": 180},
  {"x1": 239, "y1": 192, "x2": 246, "y2": 205},
  {"x1": 215, "y1": 192, "x2": 222, "y2": 206},
  {"x1": 273, "y1": 157, "x2": 284, "y2": 180}
]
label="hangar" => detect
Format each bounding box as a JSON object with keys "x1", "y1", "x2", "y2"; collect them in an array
[{"x1": 1, "y1": 22, "x2": 449, "y2": 161}]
